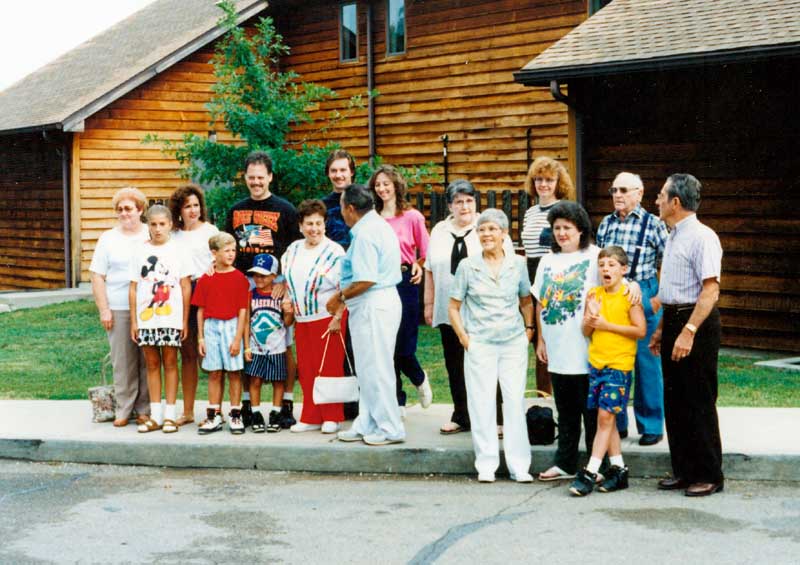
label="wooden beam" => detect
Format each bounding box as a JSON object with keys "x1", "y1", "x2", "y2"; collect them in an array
[{"x1": 70, "y1": 133, "x2": 82, "y2": 286}]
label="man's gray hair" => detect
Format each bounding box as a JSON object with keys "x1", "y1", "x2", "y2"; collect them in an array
[
  {"x1": 613, "y1": 171, "x2": 644, "y2": 190},
  {"x1": 666, "y1": 173, "x2": 701, "y2": 212},
  {"x1": 476, "y1": 208, "x2": 509, "y2": 231},
  {"x1": 342, "y1": 183, "x2": 374, "y2": 214}
]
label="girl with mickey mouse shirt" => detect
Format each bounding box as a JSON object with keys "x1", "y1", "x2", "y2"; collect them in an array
[{"x1": 129, "y1": 204, "x2": 192, "y2": 434}]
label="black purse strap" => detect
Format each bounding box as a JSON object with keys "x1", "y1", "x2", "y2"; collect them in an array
[{"x1": 628, "y1": 212, "x2": 650, "y2": 280}]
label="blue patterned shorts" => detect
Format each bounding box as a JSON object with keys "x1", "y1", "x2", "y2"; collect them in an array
[
  {"x1": 587, "y1": 367, "x2": 631, "y2": 414},
  {"x1": 201, "y1": 317, "x2": 244, "y2": 372}
]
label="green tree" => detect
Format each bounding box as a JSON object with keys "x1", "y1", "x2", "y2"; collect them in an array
[{"x1": 146, "y1": 0, "x2": 437, "y2": 225}]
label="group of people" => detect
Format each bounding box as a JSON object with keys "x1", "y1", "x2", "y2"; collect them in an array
[{"x1": 91, "y1": 149, "x2": 724, "y2": 497}]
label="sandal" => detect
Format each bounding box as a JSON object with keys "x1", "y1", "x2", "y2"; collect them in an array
[
  {"x1": 440, "y1": 421, "x2": 467, "y2": 435},
  {"x1": 162, "y1": 419, "x2": 179, "y2": 434},
  {"x1": 113, "y1": 418, "x2": 129, "y2": 427},
  {"x1": 176, "y1": 415, "x2": 194, "y2": 427},
  {"x1": 537, "y1": 466, "x2": 575, "y2": 482},
  {"x1": 137, "y1": 418, "x2": 162, "y2": 433},
  {"x1": 135, "y1": 415, "x2": 150, "y2": 426}
]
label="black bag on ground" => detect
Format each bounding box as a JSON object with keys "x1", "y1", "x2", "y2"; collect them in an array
[{"x1": 526, "y1": 405, "x2": 557, "y2": 445}]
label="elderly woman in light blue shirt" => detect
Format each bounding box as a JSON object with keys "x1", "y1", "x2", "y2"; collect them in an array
[{"x1": 449, "y1": 208, "x2": 535, "y2": 483}]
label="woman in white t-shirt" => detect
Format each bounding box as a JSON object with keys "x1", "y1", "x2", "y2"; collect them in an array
[
  {"x1": 520, "y1": 156, "x2": 576, "y2": 396},
  {"x1": 89, "y1": 187, "x2": 150, "y2": 427},
  {"x1": 169, "y1": 184, "x2": 219, "y2": 426},
  {"x1": 281, "y1": 199, "x2": 347, "y2": 434}
]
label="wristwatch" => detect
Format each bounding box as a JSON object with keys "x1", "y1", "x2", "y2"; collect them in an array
[{"x1": 684, "y1": 323, "x2": 698, "y2": 335}]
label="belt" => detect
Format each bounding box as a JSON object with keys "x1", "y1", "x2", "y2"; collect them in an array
[{"x1": 662, "y1": 303, "x2": 695, "y2": 314}]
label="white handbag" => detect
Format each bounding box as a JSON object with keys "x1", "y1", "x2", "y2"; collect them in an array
[{"x1": 312, "y1": 332, "x2": 359, "y2": 404}]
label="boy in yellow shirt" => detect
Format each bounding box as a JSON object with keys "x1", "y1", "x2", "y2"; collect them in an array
[{"x1": 570, "y1": 246, "x2": 647, "y2": 496}]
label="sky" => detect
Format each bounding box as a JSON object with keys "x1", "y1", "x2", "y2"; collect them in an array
[{"x1": 0, "y1": 0, "x2": 158, "y2": 91}]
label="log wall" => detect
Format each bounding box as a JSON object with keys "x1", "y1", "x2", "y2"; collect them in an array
[
  {"x1": 577, "y1": 60, "x2": 800, "y2": 352},
  {"x1": 0, "y1": 132, "x2": 65, "y2": 289}
]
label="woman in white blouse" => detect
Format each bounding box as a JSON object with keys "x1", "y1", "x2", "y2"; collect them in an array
[
  {"x1": 169, "y1": 184, "x2": 219, "y2": 426},
  {"x1": 89, "y1": 187, "x2": 150, "y2": 427}
]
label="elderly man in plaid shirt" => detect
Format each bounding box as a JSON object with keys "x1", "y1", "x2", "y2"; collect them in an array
[{"x1": 596, "y1": 172, "x2": 669, "y2": 446}]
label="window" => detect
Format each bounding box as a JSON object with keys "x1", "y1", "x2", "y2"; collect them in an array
[
  {"x1": 386, "y1": 0, "x2": 405, "y2": 55},
  {"x1": 589, "y1": 0, "x2": 613, "y2": 15},
  {"x1": 340, "y1": 3, "x2": 358, "y2": 62}
]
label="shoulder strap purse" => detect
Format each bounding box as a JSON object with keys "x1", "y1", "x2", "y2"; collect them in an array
[{"x1": 312, "y1": 332, "x2": 359, "y2": 404}]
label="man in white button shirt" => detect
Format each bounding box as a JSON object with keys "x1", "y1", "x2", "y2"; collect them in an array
[{"x1": 649, "y1": 174, "x2": 724, "y2": 498}]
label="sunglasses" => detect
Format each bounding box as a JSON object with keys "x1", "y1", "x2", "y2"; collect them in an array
[{"x1": 608, "y1": 186, "x2": 640, "y2": 195}]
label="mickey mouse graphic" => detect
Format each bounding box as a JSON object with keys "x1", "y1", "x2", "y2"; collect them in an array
[{"x1": 139, "y1": 255, "x2": 174, "y2": 321}]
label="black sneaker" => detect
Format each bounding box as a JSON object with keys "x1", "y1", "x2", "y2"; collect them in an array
[
  {"x1": 598, "y1": 465, "x2": 629, "y2": 493},
  {"x1": 251, "y1": 411, "x2": 266, "y2": 433},
  {"x1": 229, "y1": 408, "x2": 245, "y2": 434},
  {"x1": 241, "y1": 400, "x2": 253, "y2": 427},
  {"x1": 569, "y1": 468, "x2": 597, "y2": 497},
  {"x1": 279, "y1": 400, "x2": 296, "y2": 429},
  {"x1": 267, "y1": 410, "x2": 282, "y2": 433}
]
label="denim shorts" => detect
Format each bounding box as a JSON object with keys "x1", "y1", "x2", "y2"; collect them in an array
[{"x1": 587, "y1": 366, "x2": 631, "y2": 414}]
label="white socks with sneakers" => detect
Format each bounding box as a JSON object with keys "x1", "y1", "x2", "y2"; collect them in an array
[
  {"x1": 610, "y1": 455, "x2": 625, "y2": 468},
  {"x1": 587, "y1": 457, "x2": 602, "y2": 474},
  {"x1": 283, "y1": 392, "x2": 293, "y2": 401}
]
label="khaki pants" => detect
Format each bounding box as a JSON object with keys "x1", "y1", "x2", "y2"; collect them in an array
[{"x1": 107, "y1": 309, "x2": 149, "y2": 419}]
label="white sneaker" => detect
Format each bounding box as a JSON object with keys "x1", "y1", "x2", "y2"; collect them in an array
[
  {"x1": 478, "y1": 472, "x2": 496, "y2": 483},
  {"x1": 363, "y1": 433, "x2": 405, "y2": 446},
  {"x1": 416, "y1": 372, "x2": 433, "y2": 409},
  {"x1": 197, "y1": 411, "x2": 223, "y2": 435},
  {"x1": 321, "y1": 421, "x2": 340, "y2": 434},
  {"x1": 510, "y1": 472, "x2": 534, "y2": 483},
  {"x1": 290, "y1": 422, "x2": 321, "y2": 433},
  {"x1": 337, "y1": 428, "x2": 364, "y2": 442},
  {"x1": 399, "y1": 406, "x2": 406, "y2": 420}
]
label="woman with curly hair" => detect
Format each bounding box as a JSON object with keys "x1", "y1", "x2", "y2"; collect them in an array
[{"x1": 369, "y1": 165, "x2": 433, "y2": 417}]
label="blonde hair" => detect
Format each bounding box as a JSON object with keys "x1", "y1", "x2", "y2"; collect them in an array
[
  {"x1": 144, "y1": 204, "x2": 172, "y2": 223},
  {"x1": 111, "y1": 187, "x2": 147, "y2": 212},
  {"x1": 208, "y1": 232, "x2": 235, "y2": 251},
  {"x1": 524, "y1": 157, "x2": 576, "y2": 201}
]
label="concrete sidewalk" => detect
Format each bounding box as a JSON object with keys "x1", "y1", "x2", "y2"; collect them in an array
[{"x1": 1, "y1": 400, "x2": 799, "y2": 481}]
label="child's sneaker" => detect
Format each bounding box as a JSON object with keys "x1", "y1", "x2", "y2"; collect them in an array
[
  {"x1": 279, "y1": 399, "x2": 296, "y2": 429},
  {"x1": 267, "y1": 410, "x2": 282, "y2": 433},
  {"x1": 598, "y1": 465, "x2": 629, "y2": 493},
  {"x1": 251, "y1": 411, "x2": 266, "y2": 433},
  {"x1": 569, "y1": 468, "x2": 597, "y2": 497},
  {"x1": 241, "y1": 400, "x2": 253, "y2": 427},
  {"x1": 198, "y1": 409, "x2": 223, "y2": 435},
  {"x1": 229, "y1": 408, "x2": 245, "y2": 435}
]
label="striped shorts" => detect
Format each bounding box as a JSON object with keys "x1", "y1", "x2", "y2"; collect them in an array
[
  {"x1": 246, "y1": 352, "x2": 287, "y2": 382},
  {"x1": 201, "y1": 317, "x2": 244, "y2": 372}
]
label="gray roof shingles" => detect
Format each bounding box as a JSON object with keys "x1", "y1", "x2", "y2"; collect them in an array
[
  {"x1": 516, "y1": 0, "x2": 800, "y2": 84},
  {"x1": 0, "y1": 0, "x2": 265, "y2": 134}
]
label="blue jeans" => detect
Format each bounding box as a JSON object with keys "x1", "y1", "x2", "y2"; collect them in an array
[{"x1": 616, "y1": 277, "x2": 664, "y2": 435}]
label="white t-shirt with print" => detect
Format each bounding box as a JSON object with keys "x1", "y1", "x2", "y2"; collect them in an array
[
  {"x1": 129, "y1": 239, "x2": 192, "y2": 331},
  {"x1": 171, "y1": 222, "x2": 220, "y2": 280},
  {"x1": 531, "y1": 245, "x2": 600, "y2": 375},
  {"x1": 89, "y1": 226, "x2": 149, "y2": 310}
]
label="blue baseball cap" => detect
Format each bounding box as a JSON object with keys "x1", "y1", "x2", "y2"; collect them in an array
[{"x1": 248, "y1": 253, "x2": 279, "y2": 275}]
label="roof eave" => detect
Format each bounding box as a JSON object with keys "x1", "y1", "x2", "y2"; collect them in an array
[
  {"x1": 0, "y1": 0, "x2": 268, "y2": 136},
  {"x1": 514, "y1": 42, "x2": 800, "y2": 87},
  {"x1": 0, "y1": 122, "x2": 63, "y2": 137}
]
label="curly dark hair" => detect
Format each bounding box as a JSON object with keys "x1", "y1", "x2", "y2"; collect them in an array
[
  {"x1": 547, "y1": 201, "x2": 592, "y2": 252},
  {"x1": 368, "y1": 164, "x2": 410, "y2": 216},
  {"x1": 297, "y1": 199, "x2": 328, "y2": 222},
  {"x1": 168, "y1": 184, "x2": 207, "y2": 228}
]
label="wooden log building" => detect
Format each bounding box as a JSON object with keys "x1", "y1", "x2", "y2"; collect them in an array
[{"x1": 514, "y1": 0, "x2": 800, "y2": 351}]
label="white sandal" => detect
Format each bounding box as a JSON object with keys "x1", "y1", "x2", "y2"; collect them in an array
[{"x1": 537, "y1": 466, "x2": 575, "y2": 481}]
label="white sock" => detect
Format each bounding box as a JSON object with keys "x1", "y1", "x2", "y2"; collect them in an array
[
  {"x1": 252, "y1": 405, "x2": 261, "y2": 413},
  {"x1": 283, "y1": 392, "x2": 294, "y2": 401},
  {"x1": 150, "y1": 402, "x2": 163, "y2": 425},
  {"x1": 164, "y1": 404, "x2": 176, "y2": 422},
  {"x1": 587, "y1": 457, "x2": 602, "y2": 474},
  {"x1": 610, "y1": 455, "x2": 625, "y2": 467},
  {"x1": 242, "y1": 392, "x2": 251, "y2": 401}
]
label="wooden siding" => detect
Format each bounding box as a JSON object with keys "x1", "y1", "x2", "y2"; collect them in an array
[
  {"x1": 76, "y1": 47, "x2": 235, "y2": 282},
  {"x1": 0, "y1": 132, "x2": 65, "y2": 289},
  {"x1": 576, "y1": 60, "x2": 800, "y2": 352},
  {"x1": 273, "y1": 0, "x2": 585, "y2": 190}
]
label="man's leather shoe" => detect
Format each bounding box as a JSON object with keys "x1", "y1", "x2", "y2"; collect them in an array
[
  {"x1": 685, "y1": 482, "x2": 724, "y2": 497},
  {"x1": 657, "y1": 477, "x2": 689, "y2": 490},
  {"x1": 619, "y1": 429, "x2": 628, "y2": 439},
  {"x1": 639, "y1": 433, "x2": 663, "y2": 446}
]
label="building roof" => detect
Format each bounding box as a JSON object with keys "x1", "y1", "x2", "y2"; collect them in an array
[
  {"x1": 515, "y1": 0, "x2": 800, "y2": 86},
  {"x1": 0, "y1": 0, "x2": 267, "y2": 135}
]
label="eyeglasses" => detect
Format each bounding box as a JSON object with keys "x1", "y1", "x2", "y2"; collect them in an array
[
  {"x1": 608, "y1": 186, "x2": 640, "y2": 195},
  {"x1": 117, "y1": 205, "x2": 137, "y2": 213},
  {"x1": 534, "y1": 177, "x2": 557, "y2": 184}
]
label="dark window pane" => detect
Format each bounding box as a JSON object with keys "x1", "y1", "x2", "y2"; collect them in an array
[
  {"x1": 341, "y1": 3, "x2": 358, "y2": 61},
  {"x1": 387, "y1": 0, "x2": 405, "y2": 55}
]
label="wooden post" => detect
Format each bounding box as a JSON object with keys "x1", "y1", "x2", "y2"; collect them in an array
[{"x1": 70, "y1": 133, "x2": 82, "y2": 286}]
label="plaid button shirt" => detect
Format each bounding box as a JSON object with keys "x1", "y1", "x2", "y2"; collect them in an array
[{"x1": 596, "y1": 205, "x2": 668, "y2": 282}]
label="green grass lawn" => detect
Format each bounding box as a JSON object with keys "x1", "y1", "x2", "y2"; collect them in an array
[{"x1": 1, "y1": 299, "x2": 798, "y2": 407}]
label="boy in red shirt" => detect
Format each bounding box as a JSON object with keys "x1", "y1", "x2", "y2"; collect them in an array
[{"x1": 193, "y1": 233, "x2": 250, "y2": 434}]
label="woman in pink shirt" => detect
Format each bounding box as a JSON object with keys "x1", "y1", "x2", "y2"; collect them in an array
[{"x1": 369, "y1": 165, "x2": 434, "y2": 416}]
